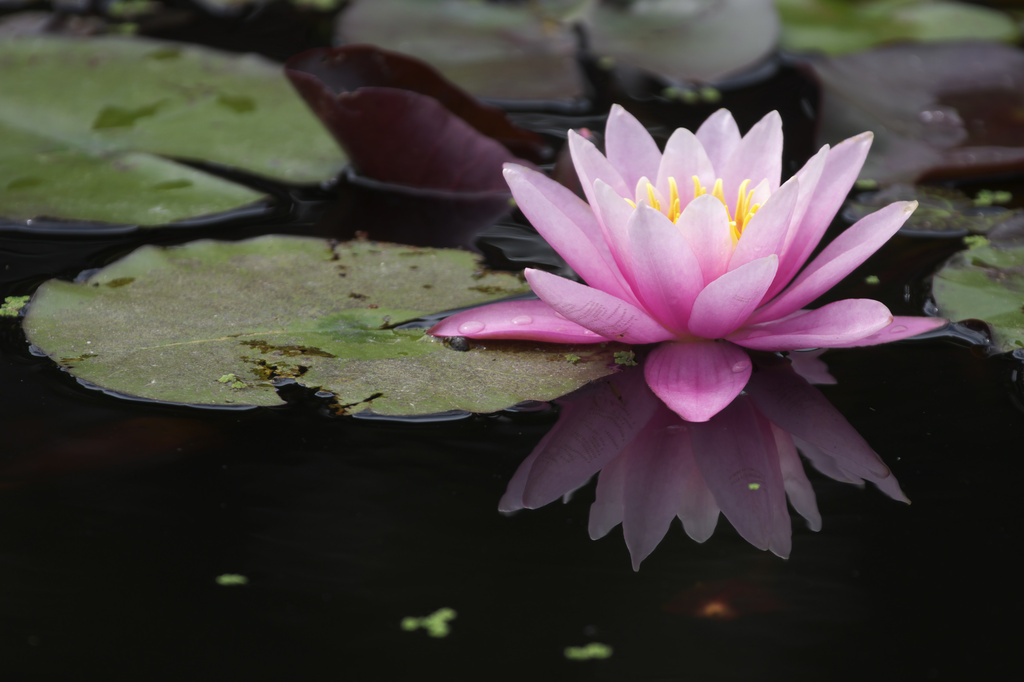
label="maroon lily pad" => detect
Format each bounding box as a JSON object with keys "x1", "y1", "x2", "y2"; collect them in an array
[
  {"x1": 810, "y1": 42, "x2": 1024, "y2": 185},
  {"x1": 284, "y1": 44, "x2": 548, "y2": 189}
]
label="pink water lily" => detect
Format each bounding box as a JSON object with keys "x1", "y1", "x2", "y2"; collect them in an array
[{"x1": 430, "y1": 106, "x2": 946, "y2": 421}]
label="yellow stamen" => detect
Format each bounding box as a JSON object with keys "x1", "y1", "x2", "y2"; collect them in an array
[
  {"x1": 624, "y1": 175, "x2": 760, "y2": 244},
  {"x1": 646, "y1": 183, "x2": 661, "y2": 212},
  {"x1": 667, "y1": 177, "x2": 681, "y2": 222}
]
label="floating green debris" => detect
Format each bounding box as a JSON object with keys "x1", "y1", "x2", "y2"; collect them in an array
[
  {"x1": 217, "y1": 373, "x2": 247, "y2": 389},
  {"x1": 401, "y1": 607, "x2": 456, "y2": 638},
  {"x1": 565, "y1": 353, "x2": 581, "y2": 365},
  {"x1": 614, "y1": 350, "x2": 638, "y2": 367},
  {"x1": 748, "y1": 483, "x2": 761, "y2": 490},
  {"x1": 973, "y1": 190, "x2": 1012, "y2": 207},
  {"x1": 864, "y1": 275, "x2": 880, "y2": 285},
  {"x1": 215, "y1": 574, "x2": 249, "y2": 586},
  {"x1": 0, "y1": 295, "x2": 29, "y2": 317},
  {"x1": 564, "y1": 642, "x2": 613, "y2": 661}
]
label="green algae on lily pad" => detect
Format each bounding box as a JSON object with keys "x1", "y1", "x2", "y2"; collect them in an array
[
  {"x1": 777, "y1": 0, "x2": 1019, "y2": 56},
  {"x1": 23, "y1": 236, "x2": 623, "y2": 415},
  {"x1": 0, "y1": 36, "x2": 346, "y2": 227},
  {"x1": 932, "y1": 238, "x2": 1024, "y2": 352}
]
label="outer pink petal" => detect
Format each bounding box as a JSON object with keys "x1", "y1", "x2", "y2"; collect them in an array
[
  {"x1": 826, "y1": 315, "x2": 947, "y2": 347},
  {"x1": 656, "y1": 127, "x2": 715, "y2": 206},
  {"x1": 728, "y1": 176, "x2": 799, "y2": 272},
  {"x1": 568, "y1": 130, "x2": 630, "y2": 212},
  {"x1": 605, "y1": 104, "x2": 663, "y2": 190},
  {"x1": 695, "y1": 109, "x2": 741, "y2": 171},
  {"x1": 628, "y1": 205, "x2": 704, "y2": 332},
  {"x1": 644, "y1": 340, "x2": 751, "y2": 423},
  {"x1": 503, "y1": 164, "x2": 632, "y2": 301},
  {"x1": 689, "y1": 255, "x2": 779, "y2": 339},
  {"x1": 678, "y1": 194, "x2": 734, "y2": 285},
  {"x1": 429, "y1": 299, "x2": 607, "y2": 343},
  {"x1": 525, "y1": 269, "x2": 675, "y2": 344},
  {"x1": 721, "y1": 111, "x2": 783, "y2": 195},
  {"x1": 751, "y1": 201, "x2": 917, "y2": 323},
  {"x1": 771, "y1": 132, "x2": 873, "y2": 292},
  {"x1": 730, "y1": 299, "x2": 893, "y2": 351},
  {"x1": 690, "y1": 399, "x2": 791, "y2": 557}
]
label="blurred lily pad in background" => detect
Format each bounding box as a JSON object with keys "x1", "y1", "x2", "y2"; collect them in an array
[
  {"x1": 23, "y1": 236, "x2": 622, "y2": 414},
  {"x1": 337, "y1": 0, "x2": 780, "y2": 100},
  {"x1": 845, "y1": 185, "x2": 1024, "y2": 236},
  {"x1": 810, "y1": 42, "x2": 1024, "y2": 185},
  {"x1": 777, "y1": 0, "x2": 1019, "y2": 55},
  {"x1": 932, "y1": 233, "x2": 1024, "y2": 353},
  {"x1": 0, "y1": 36, "x2": 346, "y2": 227}
]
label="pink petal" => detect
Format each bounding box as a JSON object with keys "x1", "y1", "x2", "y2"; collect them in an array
[
  {"x1": 503, "y1": 165, "x2": 632, "y2": 301},
  {"x1": 429, "y1": 299, "x2": 607, "y2": 343},
  {"x1": 827, "y1": 315, "x2": 947, "y2": 347},
  {"x1": 622, "y1": 407, "x2": 691, "y2": 569},
  {"x1": 695, "y1": 109, "x2": 741, "y2": 171},
  {"x1": 751, "y1": 201, "x2": 917, "y2": 323},
  {"x1": 628, "y1": 206, "x2": 704, "y2": 332},
  {"x1": 774, "y1": 427, "x2": 822, "y2": 532},
  {"x1": 721, "y1": 111, "x2": 783, "y2": 195},
  {"x1": 605, "y1": 105, "x2": 663, "y2": 190},
  {"x1": 690, "y1": 399, "x2": 791, "y2": 557},
  {"x1": 678, "y1": 194, "x2": 734, "y2": 284},
  {"x1": 519, "y1": 369, "x2": 661, "y2": 509},
  {"x1": 525, "y1": 269, "x2": 675, "y2": 344},
  {"x1": 656, "y1": 128, "x2": 715, "y2": 205},
  {"x1": 731, "y1": 299, "x2": 893, "y2": 351},
  {"x1": 728, "y1": 176, "x2": 799, "y2": 272},
  {"x1": 771, "y1": 132, "x2": 873, "y2": 292},
  {"x1": 644, "y1": 340, "x2": 751, "y2": 422},
  {"x1": 592, "y1": 179, "x2": 640, "y2": 289},
  {"x1": 568, "y1": 129, "x2": 630, "y2": 213},
  {"x1": 689, "y1": 255, "x2": 779, "y2": 339},
  {"x1": 763, "y1": 145, "x2": 829, "y2": 302}
]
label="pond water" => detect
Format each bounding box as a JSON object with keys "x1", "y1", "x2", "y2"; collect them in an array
[{"x1": 2, "y1": 3, "x2": 1023, "y2": 681}]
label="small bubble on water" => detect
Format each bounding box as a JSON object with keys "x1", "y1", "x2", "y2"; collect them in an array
[
  {"x1": 511, "y1": 315, "x2": 533, "y2": 325},
  {"x1": 458, "y1": 321, "x2": 485, "y2": 334}
]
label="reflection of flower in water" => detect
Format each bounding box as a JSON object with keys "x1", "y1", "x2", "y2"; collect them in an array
[
  {"x1": 500, "y1": 353, "x2": 906, "y2": 568},
  {"x1": 431, "y1": 106, "x2": 946, "y2": 422}
]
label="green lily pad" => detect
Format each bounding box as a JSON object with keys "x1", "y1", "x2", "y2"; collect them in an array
[
  {"x1": 23, "y1": 236, "x2": 622, "y2": 415},
  {"x1": 932, "y1": 238, "x2": 1024, "y2": 352},
  {"x1": 586, "y1": 0, "x2": 780, "y2": 83},
  {"x1": 777, "y1": 0, "x2": 1019, "y2": 56},
  {"x1": 0, "y1": 36, "x2": 346, "y2": 227},
  {"x1": 336, "y1": 0, "x2": 584, "y2": 101},
  {"x1": 845, "y1": 185, "x2": 1024, "y2": 236}
]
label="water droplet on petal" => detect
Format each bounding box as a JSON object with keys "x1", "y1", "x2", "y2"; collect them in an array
[
  {"x1": 458, "y1": 321, "x2": 485, "y2": 334},
  {"x1": 730, "y1": 359, "x2": 750, "y2": 374},
  {"x1": 890, "y1": 325, "x2": 908, "y2": 333},
  {"x1": 511, "y1": 315, "x2": 533, "y2": 326}
]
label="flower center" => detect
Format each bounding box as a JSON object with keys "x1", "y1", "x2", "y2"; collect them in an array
[{"x1": 627, "y1": 177, "x2": 761, "y2": 244}]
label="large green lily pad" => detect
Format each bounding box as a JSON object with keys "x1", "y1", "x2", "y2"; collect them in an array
[
  {"x1": 23, "y1": 236, "x2": 623, "y2": 414},
  {"x1": 777, "y1": 0, "x2": 1018, "y2": 56},
  {"x1": 0, "y1": 36, "x2": 346, "y2": 226},
  {"x1": 932, "y1": 238, "x2": 1024, "y2": 353}
]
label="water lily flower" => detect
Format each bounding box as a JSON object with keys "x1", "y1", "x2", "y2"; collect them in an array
[
  {"x1": 430, "y1": 106, "x2": 946, "y2": 422},
  {"x1": 500, "y1": 355, "x2": 907, "y2": 567}
]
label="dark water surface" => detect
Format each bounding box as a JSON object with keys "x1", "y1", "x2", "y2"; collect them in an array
[{"x1": 2, "y1": 8, "x2": 1022, "y2": 681}]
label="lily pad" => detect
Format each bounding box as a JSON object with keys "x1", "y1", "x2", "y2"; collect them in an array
[
  {"x1": 810, "y1": 42, "x2": 1024, "y2": 185},
  {"x1": 586, "y1": 0, "x2": 780, "y2": 83},
  {"x1": 23, "y1": 236, "x2": 623, "y2": 414},
  {"x1": 844, "y1": 185, "x2": 1024, "y2": 236},
  {"x1": 336, "y1": 0, "x2": 584, "y2": 101},
  {"x1": 0, "y1": 36, "x2": 346, "y2": 227},
  {"x1": 777, "y1": 0, "x2": 1019, "y2": 56},
  {"x1": 932, "y1": 237, "x2": 1024, "y2": 352}
]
